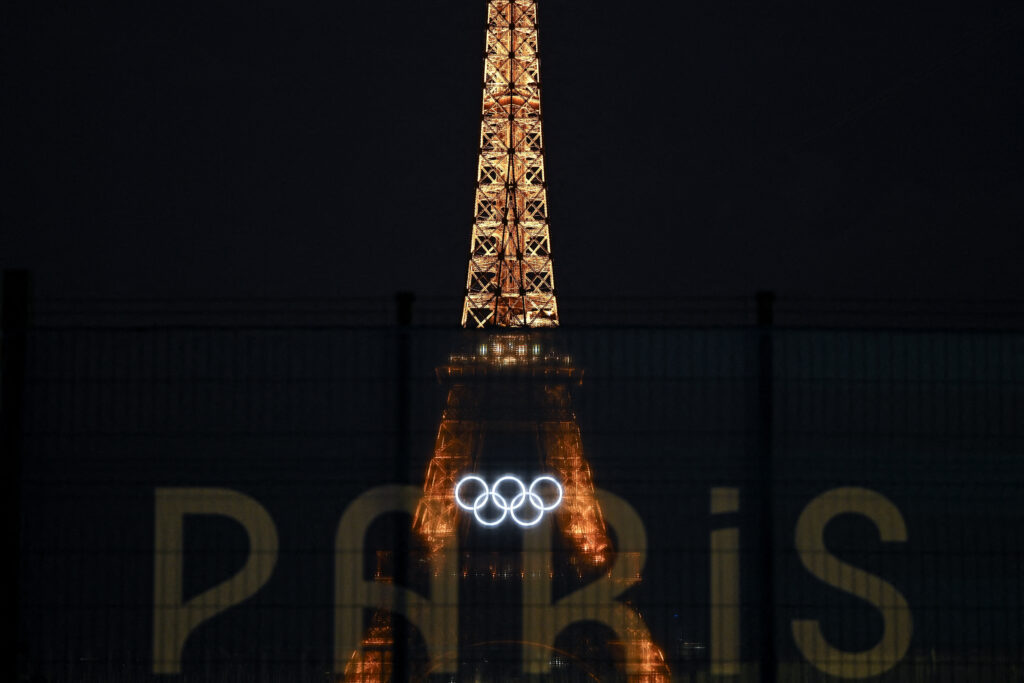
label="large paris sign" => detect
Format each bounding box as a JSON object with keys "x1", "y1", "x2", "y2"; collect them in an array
[{"x1": 151, "y1": 484, "x2": 912, "y2": 679}]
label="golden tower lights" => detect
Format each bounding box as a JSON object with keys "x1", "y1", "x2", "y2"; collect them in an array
[
  {"x1": 346, "y1": 2, "x2": 669, "y2": 679},
  {"x1": 462, "y1": 0, "x2": 558, "y2": 329},
  {"x1": 417, "y1": 0, "x2": 607, "y2": 569}
]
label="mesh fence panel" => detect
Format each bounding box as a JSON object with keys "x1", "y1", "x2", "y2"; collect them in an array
[{"x1": 14, "y1": 316, "x2": 1024, "y2": 681}]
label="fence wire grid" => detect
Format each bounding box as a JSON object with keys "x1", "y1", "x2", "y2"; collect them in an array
[{"x1": 6, "y1": 291, "x2": 1023, "y2": 682}]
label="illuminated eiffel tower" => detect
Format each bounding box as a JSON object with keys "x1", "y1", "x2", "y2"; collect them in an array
[
  {"x1": 345, "y1": 2, "x2": 669, "y2": 679},
  {"x1": 416, "y1": 0, "x2": 605, "y2": 565}
]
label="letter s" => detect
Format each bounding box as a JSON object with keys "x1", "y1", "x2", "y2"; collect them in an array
[{"x1": 792, "y1": 487, "x2": 912, "y2": 679}]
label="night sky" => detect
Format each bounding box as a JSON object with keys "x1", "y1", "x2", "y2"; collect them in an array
[{"x1": 5, "y1": 1, "x2": 1023, "y2": 302}]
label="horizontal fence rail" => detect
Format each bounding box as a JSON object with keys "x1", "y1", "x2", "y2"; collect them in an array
[{"x1": 29, "y1": 295, "x2": 1024, "y2": 329}]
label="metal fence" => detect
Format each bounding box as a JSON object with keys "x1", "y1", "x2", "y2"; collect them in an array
[{"x1": 7, "y1": 286, "x2": 1024, "y2": 682}]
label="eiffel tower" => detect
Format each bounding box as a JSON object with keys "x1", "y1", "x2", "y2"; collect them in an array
[{"x1": 344, "y1": 2, "x2": 669, "y2": 680}]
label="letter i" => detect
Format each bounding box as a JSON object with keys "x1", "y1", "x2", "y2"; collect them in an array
[{"x1": 710, "y1": 487, "x2": 741, "y2": 676}]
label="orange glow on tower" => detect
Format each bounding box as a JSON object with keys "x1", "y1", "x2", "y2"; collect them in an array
[
  {"x1": 462, "y1": 0, "x2": 557, "y2": 328},
  {"x1": 413, "y1": 339, "x2": 612, "y2": 566},
  {"x1": 347, "y1": 2, "x2": 669, "y2": 679},
  {"x1": 342, "y1": 609, "x2": 392, "y2": 683},
  {"x1": 343, "y1": 556, "x2": 394, "y2": 682}
]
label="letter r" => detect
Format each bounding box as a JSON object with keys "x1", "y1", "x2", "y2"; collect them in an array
[{"x1": 522, "y1": 489, "x2": 661, "y2": 675}]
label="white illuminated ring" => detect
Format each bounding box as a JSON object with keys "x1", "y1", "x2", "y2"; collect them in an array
[
  {"x1": 454, "y1": 474, "x2": 563, "y2": 528},
  {"x1": 532, "y1": 474, "x2": 563, "y2": 510},
  {"x1": 454, "y1": 475, "x2": 506, "y2": 527}
]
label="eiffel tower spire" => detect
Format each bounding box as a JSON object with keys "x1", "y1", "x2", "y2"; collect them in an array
[{"x1": 462, "y1": 0, "x2": 559, "y2": 328}]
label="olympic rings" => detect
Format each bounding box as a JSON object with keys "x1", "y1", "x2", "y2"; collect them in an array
[{"x1": 454, "y1": 474, "x2": 563, "y2": 528}]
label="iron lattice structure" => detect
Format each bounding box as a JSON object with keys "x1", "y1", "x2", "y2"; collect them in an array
[
  {"x1": 462, "y1": 0, "x2": 558, "y2": 329},
  {"x1": 345, "y1": 2, "x2": 669, "y2": 679},
  {"x1": 413, "y1": 338, "x2": 611, "y2": 567}
]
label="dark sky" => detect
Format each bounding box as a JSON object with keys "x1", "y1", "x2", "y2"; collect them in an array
[{"x1": 4, "y1": 1, "x2": 1023, "y2": 302}]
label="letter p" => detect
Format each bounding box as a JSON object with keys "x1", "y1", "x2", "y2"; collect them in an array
[{"x1": 152, "y1": 488, "x2": 278, "y2": 674}]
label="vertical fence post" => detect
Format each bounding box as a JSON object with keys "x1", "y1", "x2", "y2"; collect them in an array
[
  {"x1": 394, "y1": 291, "x2": 414, "y2": 681},
  {"x1": 2, "y1": 269, "x2": 30, "y2": 682},
  {"x1": 756, "y1": 290, "x2": 776, "y2": 683}
]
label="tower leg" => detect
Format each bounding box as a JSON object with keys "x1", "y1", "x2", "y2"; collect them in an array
[
  {"x1": 541, "y1": 419, "x2": 612, "y2": 566},
  {"x1": 413, "y1": 411, "x2": 477, "y2": 555},
  {"x1": 342, "y1": 609, "x2": 392, "y2": 683}
]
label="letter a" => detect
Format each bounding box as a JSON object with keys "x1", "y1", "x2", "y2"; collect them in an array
[{"x1": 334, "y1": 485, "x2": 459, "y2": 674}]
